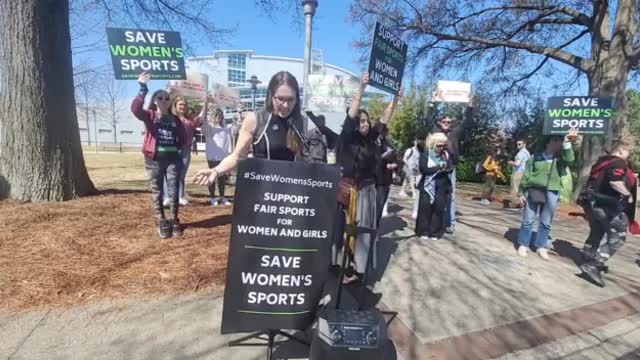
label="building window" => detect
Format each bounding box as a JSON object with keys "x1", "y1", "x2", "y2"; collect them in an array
[
  {"x1": 227, "y1": 69, "x2": 246, "y2": 87},
  {"x1": 120, "y1": 130, "x2": 134, "y2": 135},
  {"x1": 99, "y1": 129, "x2": 112, "y2": 133},
  {"x1": 228, "y1": 54, "x2": 246, "y2": 70}
]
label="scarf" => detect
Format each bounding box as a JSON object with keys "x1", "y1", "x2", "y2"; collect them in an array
[{"x1": 423, "y1": 150, "x2": 448, "y2": 204}]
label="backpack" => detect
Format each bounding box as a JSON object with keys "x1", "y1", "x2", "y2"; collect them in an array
[{"x1": 577, "y1": 157, "x2": 629, "y2": 207}]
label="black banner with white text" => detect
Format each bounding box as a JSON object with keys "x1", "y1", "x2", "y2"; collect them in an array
[
  {"x1": 221, "y1": 159, "x2": 339, "y2": 334},
  {"x1": 544, "y1": 96, "x2": 613, "y2": 135},
  {"x1": 367, "y1": 22, "x2": 407, "y2": 95}
]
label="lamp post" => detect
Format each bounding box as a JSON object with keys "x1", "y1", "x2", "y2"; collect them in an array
[
  {"x1": 246, "y1": 75, "x2": 262, "y2": 111},
  {"x1": 302, "y1": 0, "x2": 318, "y2": 131}
]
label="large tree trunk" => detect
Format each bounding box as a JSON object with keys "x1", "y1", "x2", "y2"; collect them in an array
[
  {"x1": 574, "y1": 0, "x2": 631, "y2": 199},
  {"x1": 0, "y1": 0, "x2": 96, "y2": 201}
]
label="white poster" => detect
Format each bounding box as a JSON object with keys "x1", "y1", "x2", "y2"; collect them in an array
[
  {"x1": 306, "y1": 74, "x2": 360, "y2": 113},
  {"x1": 432, "y1": 80, "x2": 472, "y2": 103},
  {"x1": 170, "y1": 72, "x2": 208, "y2": 99},
  {"x1": 212, "y1": 83, "x2": 241, "y2": 107}
]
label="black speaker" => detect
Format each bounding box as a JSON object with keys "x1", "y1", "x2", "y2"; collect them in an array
[{"x1": 309, "y1": 309, "x2": 395, "y2": 360}]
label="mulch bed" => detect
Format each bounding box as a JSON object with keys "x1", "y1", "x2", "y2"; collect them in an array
[{"x1": 0, "y1": 192, "x2": 231, "y2": 311}]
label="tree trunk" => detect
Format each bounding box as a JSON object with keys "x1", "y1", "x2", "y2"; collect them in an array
[
  {"x1": 573, "y1": 0, "x2": 633, "y2": 200},
  {"x1": 0, "y1": 0, "x2": 96, "y2": 201}
]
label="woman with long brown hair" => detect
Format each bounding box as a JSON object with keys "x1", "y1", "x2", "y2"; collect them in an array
[
  {"x1": 201, "y1": 108, "x2": 237, "y2": 206},
  {"x1": 193, "y1": 71, "x2": 303, "y2": 185},
  {"x1": 162, "y1": 95, "x2": 210, "y2": 207}
]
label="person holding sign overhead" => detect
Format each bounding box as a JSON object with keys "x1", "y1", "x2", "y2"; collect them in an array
[
  {"x1": 131, "y1": 71, "x2": 187, "y2": 239},
  {"x1": 516, "y1": 128, "x2": 580, "y2": 260},
  {"x1": 336, "y1": 72, "x2": 400, "y2": 284},
  {"x1": 193, "y1": 71, "x2": 304, "y2": 185}
]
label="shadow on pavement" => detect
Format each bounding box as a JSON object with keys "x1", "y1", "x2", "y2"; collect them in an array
[
  {"x1": 186, "y1": 214, "x2": 233, "y2": 228},
  {"x1": 553, "y1": 239, "x2": 587, "y2": 267}
]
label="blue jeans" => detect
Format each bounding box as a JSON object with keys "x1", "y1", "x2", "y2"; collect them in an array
[
  {"x1": 164, "y1": 150, "x2": 190, "y2": 200},
  {"x1": 449, "y1": 168, "x2": 457, "y2": 226},
  {"x1": 517, "y1": 190, "x2": 559, "y2": 249}
]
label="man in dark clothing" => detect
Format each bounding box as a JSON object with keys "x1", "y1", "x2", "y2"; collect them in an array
[
  {"x1": 427, "y1": 104, "x2": 474, "y2": 234},
  {"x1": 305, "y1": 111, "x2": 339, "y2": 163},
  {"x1": 579, "y1": 141, "x2": 636, "y2": 287},
  {"x1": 375, "y1": 126, "x2": 399, "y2": 224}
]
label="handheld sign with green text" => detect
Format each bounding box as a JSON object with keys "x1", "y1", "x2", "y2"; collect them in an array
[
  {"x1": 221, "y1": 158, "x2": 339, "y2": 334},
  {"x1": 544, "y1": 97, "x2": 613, "y2": 135},
  {"x1": 106, "y1": 28, "x2": 186, "y2": 80},
  {"x1": 367, "y1": 22, "x2": 407, "y2": 95}
]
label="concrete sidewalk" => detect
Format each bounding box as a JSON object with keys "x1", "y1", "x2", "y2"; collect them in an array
[{"x1": 2, "y1": 187, "x2": 640, "y2": 360}]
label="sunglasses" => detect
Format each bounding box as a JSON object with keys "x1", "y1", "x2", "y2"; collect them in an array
[
  {"x1": 156, "y1": 96, "x2": 170, "y2": 101},
  {"x1": 435, "y1": 144, "x2": 446, "y2": 148}
]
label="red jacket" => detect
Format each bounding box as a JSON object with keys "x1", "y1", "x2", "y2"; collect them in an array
[{"x1": 131, "y1": 94, "x2": 187, "y2": 159}]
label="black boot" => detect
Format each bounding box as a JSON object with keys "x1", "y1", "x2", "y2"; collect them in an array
[
  {"x1": 159, "y1": 219, "x2": 172, "y2": 239},
  {"x1": 172, "y1": 219, "x2": 183, "y2": 237},
  {"x1": 580, "y1": 263, "x2": 605, "y2": 287}
]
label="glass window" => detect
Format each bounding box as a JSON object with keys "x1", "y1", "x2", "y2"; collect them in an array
[
  {"x1": 227, "y1": 69, "x2": 246, "y2": 87},
  {"x1": 228, "y1": 54, "x2": 246, "y2": 70}
]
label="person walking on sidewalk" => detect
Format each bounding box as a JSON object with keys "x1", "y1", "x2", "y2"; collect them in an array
[
  {"x1": 400, "y1": 140, "x2": 420, "y2": 198},
  {"x1": 507, "y1": 139, "x2": 530, "y2": 208},
  {"x1": 481, "y1": 149, "x2": 506, "y2": 204},
  {"x1": 131, "y1": 71, "x2": 187, "y2": 239},
  {"x1": 428, "y1": 101, "x2": 474, "y2": 234},
  {"x1": 516, "y1": 128, "x2": 579, "y2": 259},
  {"x1": 163, "y1": 95, "x2": 210, "y2": 207},
  {"x1": 201, "y1": 108, "x2": 237, "y2": 206},
  {"x1": 579, "y1": 140, "x2": 637, "y2": 287},
  {"x1": 415, "y1": 133, "x2": 453, "y2": 241}
]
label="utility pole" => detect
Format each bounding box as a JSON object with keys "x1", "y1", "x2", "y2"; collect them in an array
[{"x1": 302, "y1": 0, "x2": 318, "y2": 132}]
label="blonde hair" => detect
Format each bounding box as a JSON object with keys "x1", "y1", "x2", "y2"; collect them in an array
[
  {"x1": 426, "y1": 132, "x2": 448, "y2": 150},
  {"x1": 171, "y1": 96, "x2": 188, "y2": 116}
]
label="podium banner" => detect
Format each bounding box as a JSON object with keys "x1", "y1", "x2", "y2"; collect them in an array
[{"x1": 221, "y1": 159, "x2": 339, "y2": 334}]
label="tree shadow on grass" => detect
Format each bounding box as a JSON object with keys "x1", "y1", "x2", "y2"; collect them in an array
[
  {"x1": 186, "y1": 214, "x2": 233, "y2": 229},
  {"x1": 99, "y1": 188, "x2": 150, "y2": 195}
]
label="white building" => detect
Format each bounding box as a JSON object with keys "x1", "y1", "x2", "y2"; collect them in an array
[{"x1": 79, "y1": 50, "x2": 381, "y2": 147}]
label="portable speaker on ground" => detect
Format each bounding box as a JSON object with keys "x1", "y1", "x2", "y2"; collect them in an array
[{"x1": 309, "y1": 308, "x2": 394, "y2": 360}]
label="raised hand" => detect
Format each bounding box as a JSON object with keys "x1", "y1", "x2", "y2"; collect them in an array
[
  {"x1": 138, "y1": 71, "x2": 151, "y2": 84},
  {"x1": 565, "y1": 127, "x2": 579, "y2": 143},
  {"x1": 361, "y1": 72, "x2": 370, "y2": 87}
]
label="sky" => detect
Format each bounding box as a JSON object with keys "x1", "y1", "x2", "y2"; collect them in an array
[{"x1": 75, "y1": 0, "x2": 366, "y2": 92}]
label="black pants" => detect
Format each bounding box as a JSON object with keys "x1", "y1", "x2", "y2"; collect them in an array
[
  {"x1": 207, "y1": 160, "x2": 226, "y2": 198},
  {"x1": 145, "y1": 156, "x2": 180, "y2": 221},
  {"x1": 375, "y1": 184, "x2": 391, "y2": 226},
  {"x1": 583, "y1": 205, "x2": 628, "y2": 264},
  {"x1": 415, "y1": 187, "x2": 449, "y2": 238}
]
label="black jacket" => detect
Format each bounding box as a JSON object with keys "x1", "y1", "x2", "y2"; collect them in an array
[{"x1": 427, "y1": 106, "x2": 473, "y2": 166}]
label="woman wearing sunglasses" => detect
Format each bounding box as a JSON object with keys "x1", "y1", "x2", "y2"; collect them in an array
[
  {"x1": 415, "y1": 133, "x2": 453, "y2": 241},
  {"x1": 132, "y1": 71, "x2": 187, "y2": 239}
]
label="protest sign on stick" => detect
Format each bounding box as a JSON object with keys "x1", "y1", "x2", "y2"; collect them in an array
[
  {"x1": 170, "y1": 72, "x2": 208, "y2": 99},
  {"x1": 367, "y1": 22, "x2": 407, "y2": 95},
  {"x1": 211, "y1": 84, "x2": 242, "y2": 107},
  {"x1": 107, "y1": 28, "x2": 186, "y2": 80},
  {"x1": 306, "y1": 75, "x2": 360, "y2": 113},
  {"x1": 544, "y1": 97, "x2": 613, "y2": 135},
  {"x1": 221, "y1": 159, "x2": 339, "y2": 334}
]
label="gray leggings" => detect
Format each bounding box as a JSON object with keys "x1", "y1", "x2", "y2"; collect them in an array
[{"x1": 145, "y1": 156, "x2": 180, "y2": 221}]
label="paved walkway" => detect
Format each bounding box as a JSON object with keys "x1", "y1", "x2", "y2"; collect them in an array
[{"x1": 2, "y1": 187, "x2": 640, "y2": 360}]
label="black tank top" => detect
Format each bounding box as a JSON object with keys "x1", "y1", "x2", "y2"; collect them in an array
[{"x1": 252, "y1": 112, "x2": 296, "y2": 161}]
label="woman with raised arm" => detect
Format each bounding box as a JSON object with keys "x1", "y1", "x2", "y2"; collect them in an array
[
  {"x1": 131, "y1": 71, "x2": 187, "y2": 239},
  {"x1": 163, "y1": 95, "x2": 211, "y2": 207},
  {"x1": 193, "y1": 71, "x2": 304, "y2": 185},
  {"x1": 335, "y1": 72, "x2": 400, "y2": 284}
]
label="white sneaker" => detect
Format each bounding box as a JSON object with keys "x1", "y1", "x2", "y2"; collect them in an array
[
  {"x1": 220, "y1": 198, "x2": 231, "y2": 206},
  {"x1": 420, "y1": 236, "x2": 430, "y2": 240},
  {"x1": 163, "y1": 198, "x2": 171, "y2": 208},
  {"x1": 382, "y1": 204, "x2": 389, "y2": 217},
  {"x1": 517, "y1": 246, "x2": 528, "y2": 258},
  {"x1": 430, "y1": 237, "x2": 441, "y2": 241},
  {"x1": 210, "y1": 198, "x2": 219, "y2": 206},
  {"x1": 537, "y1": 248, "x2": 550, "y2": 261},
  {"x1": 179, "y1": 197, "x2": 189, "y2": 206},
  {"x1": 480, "y1": 199, "x2": 491, "y2": 205}
]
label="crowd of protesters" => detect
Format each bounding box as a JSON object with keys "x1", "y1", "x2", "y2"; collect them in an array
[{"x1": 132, "y1": 69, "x2": 636, "y2": 288}]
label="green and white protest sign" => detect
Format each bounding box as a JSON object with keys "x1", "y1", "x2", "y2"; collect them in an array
[
  {"x1": 107, "y1": 28, "x2": 186, "y2": 80},
  {"x1": 544, "y1": 97, "x2": 613, "y2": 135},
  {"x1": 367, "y1": 22, "x2": 407, "y2": 94},
  {"x1": 306, "y1": 75, "x2": 360, "y2": 113}
]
